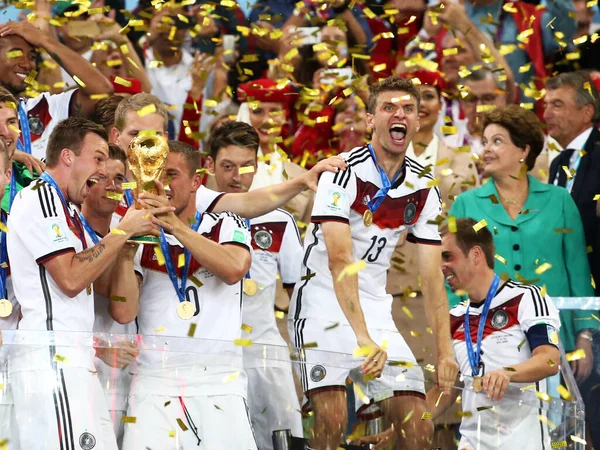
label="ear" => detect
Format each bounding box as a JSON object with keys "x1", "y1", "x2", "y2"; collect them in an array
[
  {"x1": 5, "y1": 165, "x2": 12, "y2": 181},
  {"x1": 191, "y1": 173, "x2": 203, "y2": 191},
  {"x1": 61, "y1": 148, "x2": 73, "y2": 166},
  {"x1": 206, "y1": 156, "x2": 215, "y2": 173},
  {"x1": 366, "y1": 112, "x2": 375, "y2": 130},
  {"x1": 583, "y1": 103, "x2": 595, "y2": 123},
  {"x1": 110, "y1": 127, "x2": 120, "y2": 145},
  {"x1": 521, "y1": 144, "x2": 530, "y2": 163}
]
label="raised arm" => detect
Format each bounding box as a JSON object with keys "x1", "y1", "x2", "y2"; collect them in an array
[
  {"x1": 0, "y1": 21, "x2": 114, "y2": 117},
  {"x1": 212, "y1": 156, "x2": 346, "y2": 218}
]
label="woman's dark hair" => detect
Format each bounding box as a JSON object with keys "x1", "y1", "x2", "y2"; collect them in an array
[{"x1": 482, "y1": 105, "x2": 544, "y2": 171}]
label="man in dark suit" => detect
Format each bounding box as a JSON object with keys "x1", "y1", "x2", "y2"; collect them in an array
[{"x1": 546, "y1": 70, "x2": 600, "y2": 449}]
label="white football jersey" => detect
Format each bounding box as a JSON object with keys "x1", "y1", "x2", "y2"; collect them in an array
[
  {"x1": 0, "y1": 250, "x2": 19, "y2": 405},
  {"x1": 195, "y1": 184, "x2": 225, "y2": 214},
  {"x1": 7, "y1": 178, "x2": 96, "y2": 371},
  {"x1": 241, "y1": 209, "x2": 303, "y2": 368},
  {"x1": 21, "y1": 90, "x2": 76, "y2": 161},
  {"x1": 450, "y1": 280, "x2": 561, "y2": 450},
  {"x1": 289, "y1": 145, "x2": 442, "y2": 327},
  {"x1": 132, "y1": 211, "x2": 251, "y2": 397}
]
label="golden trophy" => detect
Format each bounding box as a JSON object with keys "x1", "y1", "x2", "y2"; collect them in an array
[{"x1": 127, "y1": 133, "x2": 170, "y2": 245}]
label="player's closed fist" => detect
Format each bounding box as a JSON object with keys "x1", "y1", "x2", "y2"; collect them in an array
[{"x1": 482, "y1": 369, "x2": 512, "y2": 401}]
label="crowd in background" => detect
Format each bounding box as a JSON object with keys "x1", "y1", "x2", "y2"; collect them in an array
[{"x1": 2, "y1": 0, "x2": 600, "y2": 448}]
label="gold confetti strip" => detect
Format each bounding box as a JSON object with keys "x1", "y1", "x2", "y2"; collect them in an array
[
  {"x1": 113, "y1": 76, "x2": 132, "y2": 88},
  {"x1": 73, "y1": 75, "x2": 86, "y2": 88},
  {"x1": 448, "y1": 216, "x2": 457, "y2": 233},
  {"x1": 554, "y1": 228, "x2": 573, "y2": 233},
  {"x1": 421, "y1": 412, "x2": 432, "y2": 420},
  {"x1": 90, "y1": 93, "x2": 109, "y2": 100},
  {"x1": 535, "y1": 263, "x2": 552, "y2": 275},
  {"x1": 435, "y1": 391, "x2": 444, "y2": 408},
  {"x1": 111, "y1": 228, "x2": 126, "y2": 235},
  {"x1": 176, "y1": 418, "x2": 188, "y2": 431},
  {"x1": 476, "y1": 405, "x2": 495, "y2": 412},
  {"x1": 557, "y1": 385, "x2": 572, "y2": 401},
  {"x1": 121, "y1": 416, "x2": 137, "y2": 423},
  {"x1": 324, "y1": 322, "x2": 339, "y2": 331},
  {"x1": 402, "y1": 409, "x2": 414, "y2": 423},
  {"x1": 472, "y1": 219, "x2": 488, "y2": 232},
  {"x1": 239, "y1": 165, "x2": 255, "y2": 174},
  {"x1": 110, "y1": 296, "x2": 126, "y2": 303},
  {"x1": 234, "y1": 339, "x2": 253, "y2": 347},
  {"x1": 223, "y1": 371, "x2": 239, "y2": 383},
  {"x1": 337, "y1": 259, "x2": 367, "y2": 281},
  {"x1": 517, "y1": 338, "x2": 527, "y2": 351},
  {"x1": 275, "y1": 310, "x2": 285, "y2": 319},
  {"x1": 153, "y1": 247, "x2": 165, "y2": 266},
  {"x1": 570, "y1": 436, "x2": 587, "y2": 445},
  {"x1": 551, "y1": 441, "x2": 567, "y2": 448},
  {"x1": 301, "y1": 273, "x2": 316, "y2": 281},
  {"x1": 457, "y1": 411, "x2": 472, "y2": 418},
  {"x1": 6, "y1": 50, "x2": 23, "y2": 59},
  {"x1": 54, "y1": 355, "x2": 69, "y2": 363},
  {"x1": 402, "y1": 305, "x2": 413, "y2": 319},
  {"x1": 137, "y1": 104, "x2": 157, "y2": 117},
  {"x1": 168, "y1": 430, "x2": 176, "y2": 438},
  {"x1": 535, "y1": 390, "x2": 551, "y2": 402},
  {"x1": 105, "y1": 192, "x2": 123, "y2": 201},
  {"x1": 441, "y1": 126, "x2": 457, "y2": 135},
  {"x1": 154, "y1": 327, "x2": 166, "y2": 333},
  {"x1": 566, "y1": 348, "x2": 586, "y2": 362},
  {"x1": 122, "y1": 181, "x2": 137, "y2": 189},
  {"x1": 494, "y1": 254, "x2": 507, "y2": 265},
  {"x1": 241, "y1": 323, "x2": 253, "y2": 333}
]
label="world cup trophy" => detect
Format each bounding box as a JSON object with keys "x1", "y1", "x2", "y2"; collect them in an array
[{"x1": 127, "y1": 133, "x2": 170, "y2": 244}]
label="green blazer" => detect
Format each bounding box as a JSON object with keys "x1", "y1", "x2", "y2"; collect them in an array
[{"x1": 448, "y1": 175, "x2": 597, "y2": 352}]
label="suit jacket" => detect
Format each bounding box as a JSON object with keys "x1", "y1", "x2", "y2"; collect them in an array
[
  {"x1": 548, "y1": 127, "x2": 600, "y2": 295},
  {"x1": 386, "y1": 139, "x2": 479, "y2": 296}
]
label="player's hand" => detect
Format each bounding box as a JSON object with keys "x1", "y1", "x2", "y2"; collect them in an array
[
  {"x1": 482, "y1": 368, "x2": 512, "y2": 401},
  {"x1": 353, "y1": 426, "x2": 396, "y2": 449},
  {"x1": 13, "y1": 149, "x2": 45, "y2": 176},
  {"x1": 436, "y1": 354, "x2": 459, "y2": 395},
  {"x1": 357, "y1": 335, "x2": 387, "y2": 378},
  {"x1": 437, "y1": 1, "x2": 470, "y2": 33},
  {"x1": 0, "y1": 21, "x2": 49, "y2": 48},
  {"x1": 96, "y1": 341, "x2": 139, "y2": 368},
  {"x1": 138, "y1": 181, "x2": 180, "y2": 230},
  {"x1": 302, "y1": 156, "x2": 347, "y2": 192},
  {"x1": 118, "y1": 206, "x2": 174, "y2": 238},
  {"x1": 572, "y1": 334, "x2": 594, "y2": 383}
]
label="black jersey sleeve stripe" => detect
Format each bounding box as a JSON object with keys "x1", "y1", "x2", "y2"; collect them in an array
[
  {"x1": 406, "y1": 234, "x2": 442, "y2": 246},
  {"x1": 205, "y1": 192, "x2": 225, "y2": 213},
  {"x1": 42, "y1": 185, "x2": 58, "y2": 218},
  {"x1": 38, "y1": 185, "x2": 48, "y2": 218},
  {"x1": 36, "y1": 248, "x2": 76, "y2": 265},
  {"x1": 524, "y1": 284, "x2": 544, "y2": 317},
  {"x1": 344, "y1": 146, "x2": 369, "y2": 164},
  {"x1": 277, "y1": 208, "x2": 303, "y2": 244},
  {"x1": 311, "y1": 216, "x2": 350, "y2": 225}
]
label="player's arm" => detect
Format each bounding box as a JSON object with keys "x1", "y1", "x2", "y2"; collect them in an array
[
  {"x1": 426, "y1": 382, "x2": 461, "y2": 420},
  {"x1": 44, "y1": 207, "x2": 169, "y2": 298},
  {"x1": 209, "y1": 156, "x2": 346, "y2": 218},
  {"x1": 0, "y1": 22, "x2": 114, "y2": 118},
  {"x1": 417, "y1": 241, "x2": 459, "y2": 394},
  {"x1": 170, "y1": 220, "x2": 251, "y2": 285},
  {"x1": 322, "y1": 221, "x2": 386, "y2": 377},
  {"x1": 109, "y1": 245, "x2": 143, "y2": 325}
]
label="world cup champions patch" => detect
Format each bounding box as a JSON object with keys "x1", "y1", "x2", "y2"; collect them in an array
[
  {"x1": 404, "y1": 202, "x2": 417, "y2": 224},
  {"x1": 254, "y1": 230, "x2": 273, "y2": 250}
]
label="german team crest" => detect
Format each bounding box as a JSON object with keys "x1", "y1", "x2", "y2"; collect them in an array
[
  {"x1": 310, "y1": 365, "x2": 326, "y2": 382},
  {"x1": 29, "y1": 116, "x2": 44, "y2": 136},
  {"x1": 254, "y1": 230, "x2": 273, "y2": 250},
  {"x1": 79, "y1": 432, "x2": 96, "y2": 450},
  {"x1": 404, "y1": 202, "x2": 417, "y2": 224},
  {"x1": 491, "y1": 310, "x2": 509, "y2": 329}
]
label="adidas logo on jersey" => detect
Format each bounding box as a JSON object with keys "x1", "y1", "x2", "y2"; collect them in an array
[{"x1": 361, "y1": 195, "x2": 371, "y2": 206}]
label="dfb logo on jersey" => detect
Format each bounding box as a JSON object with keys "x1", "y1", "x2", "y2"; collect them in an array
[
  {"x1": 79, "y1": 432, "x2": 96, "y2": 450},
  {"x1": 254, "y1": 230, "x2": 273, "y2": 250},
  {"x1": 310, "y1": 365, "x2": 327, "y2": 382},
  {"x1": 491, "y1": 310, "x2": 509, "y2": 329},
  {"x1": 404, "y1": 203, "x2": 417, "y2": 224}
]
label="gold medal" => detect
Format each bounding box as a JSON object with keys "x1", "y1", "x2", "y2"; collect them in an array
[
  {"x1": 472, "y1": 375, "x2": 483, "y2": 393},
  {"x1": 243, "y1": 278, "x2": 258, "y2": 296},
  {"x1": 0, "y1": 299, "x2": 12, "y2": 318},
  {"x1": 177, "y1": 301, "x2": 195, "y2": 320},
  {"x1": 363, "y1": 209, "x2": 373, "y2": 227}
]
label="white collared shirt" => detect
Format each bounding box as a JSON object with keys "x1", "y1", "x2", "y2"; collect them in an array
[
  {"x1": 406, "y1": 135, "x2": 440, "y2": 167},
  {"x1": 250, "y1": 147, "x2": 285, "y2": 191},
  {"x1": 565, "y1": 127, "x2": 593, "y2": 169}
]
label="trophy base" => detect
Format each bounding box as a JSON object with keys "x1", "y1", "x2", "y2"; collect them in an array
[{"x1": 127, "y1": 235, "x2": 161, "y2": 245}]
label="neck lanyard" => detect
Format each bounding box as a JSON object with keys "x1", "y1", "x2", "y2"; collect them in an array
[
  {"x1": 123, "y1": 178, "x2": 135, "y2": 207},
  {"x1": 245, "y1": 219, "x2": 252, "y2": 280},
  {"x1": 40, "y1": 172, "x2": 93, "y2": 248},
  {"x1": 0, "y1": 211, "x2": 8, "y2": 298},
  {"x1": 159, "y1": 211, "x2": 202, "y2": 302},
  {"x1": 16, "y1": 101, "x2": 32, "y2": 155},
  {"x1": 366, "y1": 143, "x2": 404, "y2": 215},
  {"x1": 464, "y1": 274, "x2": 501, "y2": 376}
]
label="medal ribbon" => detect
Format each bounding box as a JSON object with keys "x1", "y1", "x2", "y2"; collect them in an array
[
  {"x1": 16, "y1": 101, "x2": 32, "y2": 155},
  {"x1": 366, "y1": 144, "x2": 404, "y2": 215},
  {"x1": 245, "y1": 218, "x2": 252, "y2": 280},
  {"x1": 465, "y1": 274, "x2": 500, "y2": 376},
  {"x1": 0, "y1": 211, "x2": 8, "y2": 298},
  {"x1": 159, "y1": 211, "x2": 202, "y2": 303},
  {"x1": 40, "y1": 172, "x2": 94, "y2": 248},
  {"x1": 123, "y1": 178, "x2": 135, "y2": 207}
]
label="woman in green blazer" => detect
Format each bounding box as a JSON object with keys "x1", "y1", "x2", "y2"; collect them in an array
[{"x1": 448, "y1": 105, "x2": 597, "y2": 383}]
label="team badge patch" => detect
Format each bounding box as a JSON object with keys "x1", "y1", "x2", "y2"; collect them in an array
[
  {"x1": 547, "y1": 325, "x2": 559, "y2": 346},
  {"x1": 310, "y1": 365, "x2": 326, "y2": 382},
  {"x1": 254, "y1": 230, "x2": 273, "y2": 250},
  {"x1": 404, "y1": 202, "x2": 417, "y2": 224},
  {"x1": 232, "y1": 229, "x2": 246, "y2": 243},
  {"x1": 491, "y1": 310, "x2": 509, "y2": 329},
  {"x1": 47, "y1": 221, "x2": 69, "y2": 245},
  {"x1": 29, "y1": 117, "x2": 44, "y2": 136},
  {"x1": 79, "y1": 432, "x2": 96, "y2": 450}
]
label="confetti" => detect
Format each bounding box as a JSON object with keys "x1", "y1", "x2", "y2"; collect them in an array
[
  {"x1": 570, "y1": 436, "x2": 587, "y2": 445},
  {"x1": 121, "y1": 416, "x2": 137, "y2": 423},
  {"x1": 275, "y1": 310, "x2": 285, "y2": 319},
  {"x1": 476, "y1": 405, "x2": 495, "y2": 411},
  {"x1": 241, "y1": 323, "x2": 253, "y2": 333},
  {"x1": 234, "y1": 339, "x2": 253, "y2": 346},
  {"x1": 517, "y1": 338, "x2": 527, "y2": 351},
  {"x1": 494, "y1": 254, "x2": 507, "y2": 265},
  {"x1": 337, "y1": 259, "x2": 367, "y2": 281},
  {"x1": 113, "y1": 76, "x2": 132, "y2": 87},
  {"x1": 176, "y1": 418, "x2": 188, "y2": 431},
  {"x1": 137, "y1": 104, "x2": 157, "y2": 117},
  {"x1": 421, "y1": 412, "x2": 432, "y2": 420},
  {"x1": 551, "y1": 441, "x2": 567, "y2": 448},
  {"x1": 72, "y1": 75, "x2": 86, "y2": 88},
  {"x1": 6, "y1": 50, "x2": 23, "y2": 59},
  {"x1": 105, "y1": 192, "x2": 123, "y2": 201},
  {"x1": 557, "y1": 385, "x2": 572, "y2": 401},
  {"x1": 224, "y1": 371, "x2": 239, "y2": 383},
  {"x1": 441, "y1": 126, "x2": 458, "y2": 135},
  {"x1": 448, "y1": 216, "x2": 457, "y2": 233},
  {"x1": 566, "y1": 348, "x2": 586, "y2": 362},
  {"x1": 154, "y1": 247, "x2": 165, "y2": 266},
  {"x1": 302, "y1": 342, "x2": 318, "y2": 348},
  {"x1": 535, "y1": 390, "x2": 551, "y2": 402},
  {"x1": 110, "y1": 296, "x2": 126, "y2": 303},
  {"x1": 239, "y1": 165, "x2": 255, "y2": 174},
  {"x1": 122, "y1": 182, "x2": 137, "y2": 189},
  {"x1": 324, "y1": 322, "x2": 339, "y2": 331},
  {"x1": 554, "y1": 228, "x2": 573, "y2": 233},
  {"x1": 472, "y1": 219, "x2": 488, "y2": 232},
  {"x1": 53, "y1": 354, "x2": 68, "y2": 363},
  {"x1": 402, "y1": 409, "x2": 414, "y2": 423},
  {"x1": 535, "y1": 263, "x2": 552, "y2": 275}
]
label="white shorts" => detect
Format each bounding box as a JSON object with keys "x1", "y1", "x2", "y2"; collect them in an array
[
  {"x1": 0, "y1": 403, "x2": 20, "y2": 450},
  {"x1": 246, "y1": 366, "x2": 303, "y2": 450},
  {"x1": 290, "y1": 318, "x2": 425, "y2": 418},
  {"x1": 122, "y1": 393, "x2": 258, "y2": 450},
  {"x1": 11, "y1": 367, "x2": 117, "y2": 450}
]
